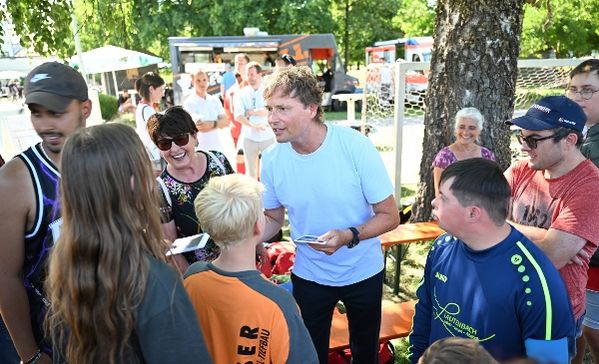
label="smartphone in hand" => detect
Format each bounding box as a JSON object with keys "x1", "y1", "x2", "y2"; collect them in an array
[{"x1": 294, "y1": 235, "x2": 326, "y2": 245}]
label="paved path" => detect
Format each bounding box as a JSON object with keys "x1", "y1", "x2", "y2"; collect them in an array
[{"x1": 0, "y1": 99, "x2": 37, "y2": 160}]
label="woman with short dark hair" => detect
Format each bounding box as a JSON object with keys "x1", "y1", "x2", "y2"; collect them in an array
[{"x1": 147, "y1": 106, "x2": 234, "y2": 267}]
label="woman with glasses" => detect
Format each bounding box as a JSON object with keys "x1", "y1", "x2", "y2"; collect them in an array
[
  {"x1": 46, "y1": 123, "x2": 212, "y2": 363},
  {"x1": 432, "y1": 107, "x2": 496, "y2": 197},
  {"x1": 147, "y1": 106, "x2": 234, "y2": 267},
  {"x1": 136, "y1": 72, "x2": 166, "y2": 174}
]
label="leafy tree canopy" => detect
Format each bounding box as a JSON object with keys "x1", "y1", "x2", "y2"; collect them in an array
[
  {"x1": 520, "y1": 0, "x2": 599, "y2": 57},
  {"x1": 2, "y1": 0, "x2": 598, "y2": 65},
  {"x1": 392, "y1": 0, "x2": 435, "y2": 37},
  {"x1": 1, "y1": 0, "x2": 74, "y2": 58}
]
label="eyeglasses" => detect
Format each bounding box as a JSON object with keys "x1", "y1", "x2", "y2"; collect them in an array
[
  {"x1": 516, "y1": 133, "x2": 557, "y2": 149},
  {"x1": 565, "y1": 87, "x2": 599, "y2": 101},
  {"x1": 156, "y1": 134, "x2": 190, "y2": 151}
]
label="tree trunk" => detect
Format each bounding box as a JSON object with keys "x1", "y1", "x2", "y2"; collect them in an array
[{"x1": 411, "y1": 0, "x2": 525, "y2": 222}]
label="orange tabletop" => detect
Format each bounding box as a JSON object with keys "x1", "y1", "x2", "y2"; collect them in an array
[
  {"x1": 329, "y1": 300, "x2": 416, "y2": 352},
  {"x1": 380, "y1": 221, "x2": 444, "y2": 248},
  {"x1": 379, "y1": 221, "x2": 444, "y2": 295}
]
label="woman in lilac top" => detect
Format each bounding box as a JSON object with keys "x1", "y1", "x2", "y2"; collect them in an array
[{"x1": 432, "y1": 107, "x2": 496, "y2": 196}]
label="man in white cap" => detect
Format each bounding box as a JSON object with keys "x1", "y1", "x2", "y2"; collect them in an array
[
  {"x1": 505, "y1": 95, "x2": 599, "y2": 362},
  {"x1": 0, "y1": 62, "x2": 91, "y2": 364}
]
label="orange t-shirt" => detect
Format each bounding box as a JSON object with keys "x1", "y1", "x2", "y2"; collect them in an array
[{"x1": 183, "y1": 262, "x2": 317, "y2": 364}]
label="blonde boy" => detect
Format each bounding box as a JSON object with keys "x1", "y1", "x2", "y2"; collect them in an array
[{"x1": 183, "y1": 174, "x2": 317, "y2": 364}]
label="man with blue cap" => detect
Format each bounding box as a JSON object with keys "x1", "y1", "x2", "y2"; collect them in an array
[{"x1": 505, "y1": 95, "x2": 599, "y2": 362}]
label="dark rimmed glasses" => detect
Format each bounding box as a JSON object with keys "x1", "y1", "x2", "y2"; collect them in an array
[
  {"x1": 156, "y1": 133, "x2": 190, "y2": 151},
  {"x1": 516, "y1": 133, "x2": 557, "y2": 149},
  {"x1": 565, "y1": 87, "x2": 599, "y2": 101}
]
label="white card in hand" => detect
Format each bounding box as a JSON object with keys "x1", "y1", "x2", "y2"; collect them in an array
[
  {"x1": 294, "y1": 235, "x2": 326, "y2": 244},
  {"x1": 166, "y1": 233, "x2": 210, "y2": 256}
]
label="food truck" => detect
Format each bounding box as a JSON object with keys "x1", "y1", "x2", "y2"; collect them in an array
[{"x1": 168, "y1": 32, "x2": 358, "y2": 108}]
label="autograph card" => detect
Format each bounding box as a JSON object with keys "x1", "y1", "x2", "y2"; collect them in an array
[{"x1": 166, "y1": 233, "x2": 210, "y2": 256}]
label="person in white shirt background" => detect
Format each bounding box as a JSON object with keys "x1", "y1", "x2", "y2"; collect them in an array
[
  {"x1": 135, "y1": 72, "x2": 165, "y2": 174},
  {"x1": 234, "y1": 61, "x2": 275, "y2": 179},
  {"x1": 184, "y1": 69, "x2": 237, "y2": 171}
]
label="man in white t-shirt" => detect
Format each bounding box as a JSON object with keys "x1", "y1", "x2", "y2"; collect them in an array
[
  {"x1": 260, "y1": 66, "x2": 400, "y2": 364},
  {"x1": 234, "y1": 62, "x2": 275, "y2": 178},
  {"x1": 184, "y1": 69, "x2": 236, "y2": 169}
]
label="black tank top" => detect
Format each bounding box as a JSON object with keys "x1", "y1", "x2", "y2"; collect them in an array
[{"x1": 17, "y1": 143, "x2": 61, "y2": 353}]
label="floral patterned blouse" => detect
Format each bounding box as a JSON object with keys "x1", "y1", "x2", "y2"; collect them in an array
[
  {"x1": 159, "y1": 150, "x2": 234, "y2": 262},
  {"x1": 432, "y1": 146, "x2": 496, "y2": 169}
]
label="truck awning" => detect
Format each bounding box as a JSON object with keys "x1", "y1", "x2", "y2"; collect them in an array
[{"x1": 172, "y1": 41, "x2": 279, "y2": 50}]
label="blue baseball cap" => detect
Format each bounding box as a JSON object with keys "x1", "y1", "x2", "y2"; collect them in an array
[{"x1": 506, "y1": 96, "x2": 586, "y2": 133}]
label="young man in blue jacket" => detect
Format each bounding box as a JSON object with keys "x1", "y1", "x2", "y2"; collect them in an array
[{"x1": 409, "y1": 158, "x2": 575, "y2": 364}]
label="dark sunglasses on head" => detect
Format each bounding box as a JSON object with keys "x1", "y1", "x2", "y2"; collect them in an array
[
  {"x1": 156, "y1": 133, "x2": 190, "y2": 151},
  {"x1": 281, "y1": 54, "x2": 297, "y2": 66}
]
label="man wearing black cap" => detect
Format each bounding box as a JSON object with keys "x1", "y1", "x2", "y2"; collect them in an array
[
  {"x1": 505, "y1": 95, "x2": 599, "y2": 362},
  {"x1": 0, "y1": 62, "x2": 91, "y2": 364}
]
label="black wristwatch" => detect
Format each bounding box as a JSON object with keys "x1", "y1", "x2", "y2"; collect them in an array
[{"x1": 347, "y1": 227, "x2": 360, "y2": 249}]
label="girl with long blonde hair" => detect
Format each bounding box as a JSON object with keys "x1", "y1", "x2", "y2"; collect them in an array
[{"x1": 45, "y1": 123, "x2": 211, "y2": 364}]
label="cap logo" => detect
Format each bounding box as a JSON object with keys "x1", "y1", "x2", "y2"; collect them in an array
[
  {"x1": 30, "y1": 74, "x2": 51, "y2": 83},
  {"x1": 558, "y1": 117, "x2": 576, "y2": 126},
  {"x1": 532, "y1": 104, "x2": 551, "y2": 113}
]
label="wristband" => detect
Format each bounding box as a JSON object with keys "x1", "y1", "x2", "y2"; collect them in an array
[
  {"x1": 22, "y1": 349, "x2": 42, "y2": 364},
  {"x1": 347, "y1": 227, "x2": 360, "y2": 249},
  {"x1": 212, "y1": 120, "x2": 217, "y2": 129}
]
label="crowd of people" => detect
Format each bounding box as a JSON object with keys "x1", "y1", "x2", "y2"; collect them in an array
[{"x1": 0, "y1": 55, "x2": 599, "y2": 364}]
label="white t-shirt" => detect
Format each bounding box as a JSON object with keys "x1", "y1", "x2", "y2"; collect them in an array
[
  {"x1": 234, "y1": 85, "x2": 275, "y2": 142},
  {"x1": 183, "y1": 93, "x2": 236, "y2": 163},
  {"x1": 261, "y1": 124, "x2": 393, "y2": 286},
  {"x1": 135, "y1": 103, "x2": 160, "y2": 162}
]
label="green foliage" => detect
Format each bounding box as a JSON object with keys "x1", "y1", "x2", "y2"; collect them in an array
[
  {"x1": 332, "y1": 0, "x2": 403, "y2": 66},
  {"x1": 275, "y1": 0, "x2": 336, "y2": 35},
  {"x1": 188, "y1": 0, "x2": 335, "y2": 41},
  {"x1": 1, "y1": 0, "x2": 74, "y2": 58},
  {"x1": 6, "y1": 0, "x2": 599, "y2": 71},
  {"x1": 74, "y1": 0, "x2": 137, "y2": 53},
  {"x1": 520, "y1": 0, "x2": 599, "y2": 57},
  {"x1": 392, "y1": 0, "x2": 435, "y2": 37},
  {"x1": 98, "y1": 93, "x2": 118, "y2": 121}
]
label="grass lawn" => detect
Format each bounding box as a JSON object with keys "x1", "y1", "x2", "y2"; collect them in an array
[
  {"x1": 324, "y1": 110, "x2": 362, "y2": 122},
  {"x1": 385, "y1": 233, "x2": 432, "y2": 363}
]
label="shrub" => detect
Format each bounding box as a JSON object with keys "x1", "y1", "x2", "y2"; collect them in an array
[{"x1": 98, "y1": 93, "x2": 118, "y2": 121}]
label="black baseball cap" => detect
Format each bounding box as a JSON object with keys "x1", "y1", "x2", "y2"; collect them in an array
[{"x1": 25, "y1": 62, "x2": 88, "y2": 112}]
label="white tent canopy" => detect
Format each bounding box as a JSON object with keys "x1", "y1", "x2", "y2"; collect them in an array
[
  {"x1": 0, "y1": 70, "x2": 27, "y2": 80},
  {"x1": 0, "y1": 56, "x2": 60, "y2": 77},
  {"x1": 68, "y1": 45, "x2": 162, "y2": 74}
]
